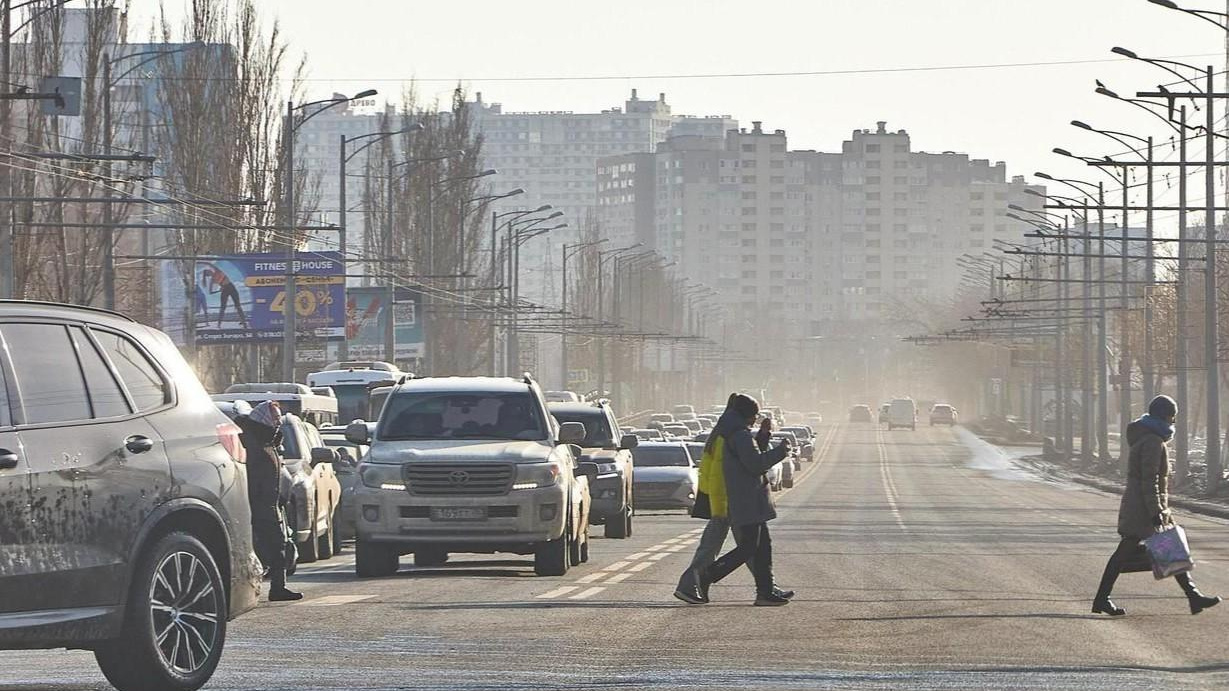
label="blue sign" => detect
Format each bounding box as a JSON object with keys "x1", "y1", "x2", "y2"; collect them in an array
[{"x1": 192, "y1": 252, "x2": 345, "y2": 344}]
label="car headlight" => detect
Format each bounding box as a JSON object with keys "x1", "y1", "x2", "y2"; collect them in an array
[
  {"x1": 513, "y1": 461, "x2": 563, "y2": 490},
  {"x1": 359, "y1": 463, "x2": 405, "y2": 491}
]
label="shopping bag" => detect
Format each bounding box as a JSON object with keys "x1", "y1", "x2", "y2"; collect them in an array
[
  {"x1": 690, "y1": 491, "x2": 712, "y2": 520},
  {"x1": 1144, "y1": 524, "x2": 1194, "y2": 580}
]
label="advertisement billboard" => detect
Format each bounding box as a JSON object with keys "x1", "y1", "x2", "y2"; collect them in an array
[
  {"x1": 324, "y1": 286, "x2": 426, "y2": 362},
  {"x1": 191, "y1": 252, "x2": 345, "y2": 344}
]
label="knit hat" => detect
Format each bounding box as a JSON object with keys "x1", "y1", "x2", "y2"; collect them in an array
[
  {"x1": 1148, "y1": 394, "x2": 1178, "y2": 420},
  {"x1": 248, "y1": 400, "x2": 283, "y2": 430},
  {"x1": 729, "y1": 393, "x2": 760, "y2": 421}
]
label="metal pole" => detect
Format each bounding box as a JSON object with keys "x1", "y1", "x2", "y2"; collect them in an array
[
  {"x1": 1204, "y1": 65, "x2": 1222, "y2": 493},
  {"x1": 489, "y1": 210, "x2": 497, "y2": 374},
  {"x1": 102, "y1": 56, "x2": 115, "y2": 310},
  {"x1": 560, "y1": 243, "x2": 569, "y2": 389},
  {"x1": 1119, "y1": 168, "x2": 1132, "y2": 471},
  {"x1": 424, "y1": 180, "x2": 434, "y2": 372},
  {"x1": 1176, "y1": 106, "x2": 1190, "y2": 479},
  {"x1": 505, "y1": 225, "x2": 514, "y2": 376},
  {"x1": 338, "y1": 133, "x2": 349, "y2": 362},
  {"x1": 383, "y1": 158, "x2": 395, "y2": 364},
  {"x1": 597, "y1": 256, "x2": 605, "y2": 394},
  {"x1": 0, "y1": 0, "x2": 12, "y2": 300},
  {"x1": 1057, "y1": 228, "x2": 1068, "y2": 453},
  {"x1": 282, "y1": 100, "x2": 297, "y2": 382},
  {"x1": 1143, "y1": 137, "x2": 1155, "y2": 402},
  {"x1": 511, "y1": 233, "x2": 522, "y2": 373},
  {"x1": 1082, "y1": 214, "x2": 1094, "y2": 463},
  {"x1": 1097, "y1": 182, "x2": 1110, "y2": 463}
]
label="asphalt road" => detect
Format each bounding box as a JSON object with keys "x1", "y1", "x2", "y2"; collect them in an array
[{"x1": 5, "y1": 423, "x2": 1229, "y2": 690}]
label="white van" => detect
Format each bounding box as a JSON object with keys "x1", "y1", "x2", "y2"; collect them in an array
[{"x1": 887, "y1": 398, "x2": 917, "y2": 431}]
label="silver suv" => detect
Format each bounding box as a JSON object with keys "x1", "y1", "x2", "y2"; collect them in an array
[
  {"x1": 347, "y1": 375, "x2": 593, "y2": 577},
  {"x1": 0, "y1": 301, "x2": 260, "y2": 691}
]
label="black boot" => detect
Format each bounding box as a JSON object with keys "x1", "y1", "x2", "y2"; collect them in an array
[
  {"x1": 1177, "y1": 573, "x2": 1221, "y2": 615},
  {"x1": 269, "y1": 569, "x2": 302, "y2": 602},
  {"x1": 673, "y1": 571, "x2": 707, "y2": 605},
  {"x1": 1091, "y1": 598, "x2": 1125, "y2": 616},
  {"x1": 1093, "y1": 549, "x2": 1125, "y2": 616},
  {"x1": 754, "y1": 591, "x2": 790, "y2": 607}
]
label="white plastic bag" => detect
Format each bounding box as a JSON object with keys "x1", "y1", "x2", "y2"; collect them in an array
[{"x1": 1144, "y1": 524, "x2": 1194, "y2": 580}]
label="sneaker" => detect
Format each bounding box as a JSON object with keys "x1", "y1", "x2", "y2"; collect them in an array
[
  {"x1": 673, "y1": 585, "x2": 707, "y2": 605},
  {"x1": 772, "y1": 587, "x2": 795, "y2": 600},
  {"x1": 754, "y1": 592, "x2": 790, "y2": 607}
]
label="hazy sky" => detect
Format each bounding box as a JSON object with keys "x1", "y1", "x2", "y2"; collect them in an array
[{"x1": 129, "y1": 0, "x2": 1227, "y2": 202}]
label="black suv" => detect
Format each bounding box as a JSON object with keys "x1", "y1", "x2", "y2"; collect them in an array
[
  {"x1": 0, "y1": 301, "x2": 260, "y2": 691},
  {"x1": 548, "y1": 400, "x2": 638, "y2": 538}
]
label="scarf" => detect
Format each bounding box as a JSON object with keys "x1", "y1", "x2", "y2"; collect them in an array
[
  {"x1": 1138, "y1": 414, "x2": 1174, "y2": 442},
  {"x1": 248, "y1": 401, "x2": 282, "y2": 431}
]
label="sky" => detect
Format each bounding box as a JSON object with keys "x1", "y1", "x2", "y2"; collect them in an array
[{"x1": 125, "y1": 0, "x2": 1229, "y2": 204}]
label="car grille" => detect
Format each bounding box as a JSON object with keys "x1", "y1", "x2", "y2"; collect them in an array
[
  {"x1": 403, "y1": 463, "x2": 514, "y2": 496},
  {"x1": 636, "y1": 482, "x2": 680, "y2": 499}
]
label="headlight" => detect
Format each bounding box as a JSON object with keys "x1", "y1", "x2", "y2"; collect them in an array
[
  {"x1": 513, "y1": 461, "x2": 563, "y2": 490},
  {"x1": 359, "y1": 463, "x2": 405, "y2": 491}
]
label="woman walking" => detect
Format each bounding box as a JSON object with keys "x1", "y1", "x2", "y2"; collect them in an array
[
  {"x1": 1092, "y1": 395, "x2": 1220, "y2": 616},
  {"x1": 236, "y1": 401, "x2": 303, "y2": 602}
]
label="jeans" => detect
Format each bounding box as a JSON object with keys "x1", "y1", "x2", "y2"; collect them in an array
[
  {"x1": 676, "y1": 517, "x2": 730, "y2": 591},
  {"x1": 707, "y1": 522, "x2": 775, "y2": 596}
]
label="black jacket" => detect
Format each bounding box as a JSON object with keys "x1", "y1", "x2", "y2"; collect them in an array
[
  {"x1": 715, "y1": 408, "x2": 788, "y2": 527},
  {"x1": 237, "y1": 415, "x2": 285, "y2": 518}
]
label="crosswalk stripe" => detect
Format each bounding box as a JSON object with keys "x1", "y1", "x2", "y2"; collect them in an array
[{"x1": 537, "y1": 586, "x2": 580, "y2": 599}]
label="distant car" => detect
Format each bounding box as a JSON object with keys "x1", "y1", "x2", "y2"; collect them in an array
[
  {"x1": 781, "y1": 426, "x2": 815, "y2": 461},
  {"x1": 770, "y1": 432, "x2": 801, "y2": 472},
  {"x1": 671, "y1": 404, "x2": 698, "y2": 421},
  {"x1": 545, "y1": 390, "x2": 583, "y2": 403},
  {"x1": 631, "y1": 442, "x2": 698, "y2": 510},
  {"x1": 661, "y1": 423, "x2": 692, "y2": 440},
  {"x1": 685, "y1": 441, "x2": 706, "y2": 464},
  {"x1": 879, "y1": 403, "x2": 891, "y2": 425},
  {"x1": 695, "y1": 417, "x2": 714, "y2": 432},
  {"x1": 649, "y1": 412, "x2": 675, "y2": 425},
  {"x1": 680, "y1": 419, "x2": 703, "y2": 435},
  {"x1": 631, "y1": 427, "x2": 664, "y2": 441},
  {"x1": 888, "y1": 398, "x2": 918, "y2": 431},
  {"x1": 930, "y1": 404, "x2": 958, "y2": 426},
  {"x1": 549, "y1": 400, "x2": 638, "y2": 539},
  {"x1": 805, "y1": 411, "x2": 823, "y2": 426},
  {"x1": 849, "y1": 405, "x2": 874, "y2": 423}
]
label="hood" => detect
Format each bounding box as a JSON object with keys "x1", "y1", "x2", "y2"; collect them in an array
[
  {"x1": 712, "y1": 406, "x2": 749, "y2": 440},
  {"x1": 368, "y1": 439, "x2": 553, "y2": 465},
  {"x1": 635, "y1": 466, "x2": 697, "y2": 483},
  {"x1": 1127, "y1": 415, "x2": 1173, "y2": 445}
]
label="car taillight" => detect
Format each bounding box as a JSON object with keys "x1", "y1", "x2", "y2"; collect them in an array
[{"x1": 217, "y1": 422, "x2": 246, "y2": 463}]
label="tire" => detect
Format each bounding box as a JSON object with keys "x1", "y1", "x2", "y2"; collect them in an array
[
  {"x1": 784, "y1": 478, "x2": 794, "y2": 489},
  {"x1": 295, "y1": 502, "x2": 319, "y2": 564},
  {"x1": 355, "y1": 540, "x2": 399, "y2": 577},
  {"x1": 413, "y1": 548, "x2": 449, "y2": 568},
  {"x1": 579, "y1": 527, "x2": 590, "y2": 564},
  {"x1": 94, "y1": 532, "x2": 227, "y2": 691},
  {"x1": 317, "y1": 502, "x2": 334, "y2": 560},
  {"x1": 534, "y1": 533, "x2": 569, "y2": 577},
  {"x1": 604, "y1": 504, "x2": 631, "y2": 539},
  {"x1": 570, "y1": 518, "x2": 590, "y2": 566}
]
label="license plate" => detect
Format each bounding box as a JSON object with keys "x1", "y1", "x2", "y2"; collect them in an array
[{"x1": 430, "y1": 507, "x2": 487, "y2": 522}]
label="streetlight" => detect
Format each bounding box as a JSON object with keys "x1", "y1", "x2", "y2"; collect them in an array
[
  {"x1": 561, "y1": 238, "x2": 609, "y2": 387},
  {"x1": 282, "y1": 89, "x2": 378, "y2": 381},
  {"x1": 595, "y1": 243, "x2": 643, "y2": 393},
  {"x1": 506, "y1": 222, "x2": 566, "y2": 374}
]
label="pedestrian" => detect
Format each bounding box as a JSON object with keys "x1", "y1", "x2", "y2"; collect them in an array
[
  {"x1": 235, "y1": 400, "x2": 303, "y2": 602},
  {"x1": 1092, "y1": 394, "x2": 1220, "y2": 616},
  {"x1": 687, "y1": 393, "x2": 793, "y2": 606}
]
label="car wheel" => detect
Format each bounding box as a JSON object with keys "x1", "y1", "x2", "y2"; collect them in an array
[
  {"x1": 784, "y1": 478, "x2": 794, "y2": 489},
  {"x1": 317, "y1": 503, "x2": 335, "y2": 560},
  {"x1": 535, "y1": 522, "x2": 570, "y2": 577},
  {"x1": 579, "y1": 525, "x2": 591, "y2": 564},
  {"x1": 413, "y1": 548, "x2": 449, "y2": 568},
  {"x1": 355, "y1": 540, "x2": 399, "y2": 577},
  {"x1": 94, "y1": 532, "x2": 226, "y2": 691},
  {"x1": 604, "y1": 504, "x2": 631, "y2": 539}
]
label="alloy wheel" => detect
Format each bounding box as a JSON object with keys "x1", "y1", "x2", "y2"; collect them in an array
[{"x1": 148, "y1": 550, "x2": 222, "y2": 676}]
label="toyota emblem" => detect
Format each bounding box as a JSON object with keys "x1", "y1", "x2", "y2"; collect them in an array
[{"x1": 448, "y1": 470, "x2": 471, "y2": 486}]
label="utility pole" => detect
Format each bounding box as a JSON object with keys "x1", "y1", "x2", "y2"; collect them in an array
[
  {"x1": 1119, "y1": 169, "x2": 1132, "y2": 472},
  {"x1": 338, "y1": 133, "x2": 349, "y2": 362},
  {"x1": 282, "y1": 100, "x2": 297, "y2": 382},
  {"x1": 1, "y1": 0, "x2": 12, "y2": 300},
  {"x1": 384, "y1": 157, "x2": 395, "y2": 364},
  {"x1": 1202, "y1": 65, "x2": 1221, "y2": 492},
  {"x1": 102, "y1": 55, "x2": 115, "y2": 310},
  {"x1": 1176, "y1": 106, "x2": 1190, "y2": 479}
]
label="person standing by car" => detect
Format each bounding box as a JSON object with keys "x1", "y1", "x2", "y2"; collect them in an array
[
  {"x1": 1092, "y1": 395, "x2": 1219, "y2": 616},
  {"x1": 691, "y1": 394, "x2": 792, "y2": 606},
  {"x1": 236, "y1": 400, "x2": 303, "y2": 602}
]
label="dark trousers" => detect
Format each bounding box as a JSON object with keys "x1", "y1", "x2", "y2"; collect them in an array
[
  {"x1": 1096, "y1": 537, "x2": 1198, "y2": 600},
  {"x1": 706, "y1": 522, "x2": 774, "y2": 596},
  {"x1": 252, "y1": 510, "x2": 289, "y2": 591}
]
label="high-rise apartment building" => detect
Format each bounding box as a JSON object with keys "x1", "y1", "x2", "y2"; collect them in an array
[{"x1": 597, "y1": 121, "x2": 1045, "y2": 338}]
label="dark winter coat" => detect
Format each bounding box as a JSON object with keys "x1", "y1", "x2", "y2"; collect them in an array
[
  {"x1": 715, "y1": 407, "x2": 789, "y2": 527},
  {"x1": 1118, "y1": 418, "x2": 1172, "y2": 540},
  {"x1": 236, "y1": 415, "x2": 285, "y2": 524}
]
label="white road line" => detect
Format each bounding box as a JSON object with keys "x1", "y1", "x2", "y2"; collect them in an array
[
  {"x1": 575, "y1": 572, "x2": 609, "y2": 584},
  {"x1": 537, "y1": 586, "x2": 580, "y2": 599},
  {"x1": 304, "y1": 595, "x2": 374, "y2": 607},
  {"x1": 569, "y1": 587, "x2": 605, "y2": 600},
  {"x1": 605, "y1": 572, "x2": 633, "y2": 584},
  {"x1": 878, "y1": 428, "x2": 907, "y2": 531},
  {"x1": 628, "y1": 561, "x2": 654, "y2": 572},
  {"x1": 648, "y1": 552, "x2": 671, "y2": 561},
  {"x1": 626, "y1": 552, "x2": 650, "y2": 560},
  {"x1": 602, "y1": 561, "x2": 632, "y2": 571}
]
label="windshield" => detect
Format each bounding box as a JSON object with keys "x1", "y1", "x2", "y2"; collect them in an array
[
  {"x1": 550, "y1": 409, "x2": 614, "y2": 448},
  {"x1": 378, "y1": 391, "x2": 548, "y2": 441},
  {"x1": 632, "y1": 445, "x2": 692, "y2": 467},
  {"x1": 327, "y1": 384, "x2": 370, "y2": 424}
]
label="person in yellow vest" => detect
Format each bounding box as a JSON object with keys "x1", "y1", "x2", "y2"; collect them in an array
[{"x1": 674, "y1": 393, "x2": 792, "y2": 605}]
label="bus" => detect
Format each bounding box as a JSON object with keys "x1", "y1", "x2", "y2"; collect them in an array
[
  {"x1": 212, "y1": 382, "x2": 340, "y2": 428},
  {"x1": 306, "y1": 361, "x2": 404, "y2": 424}
]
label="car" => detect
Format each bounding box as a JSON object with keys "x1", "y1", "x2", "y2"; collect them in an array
[
  {"x1": 0, "y1": 301, "x2": 260, "y2": 691},
  {"x1": 805, "y1": 411, "x2": 823, "y2": 427},
  {"x1": 930, "y1": 404, "x2": 959, "y2": 426},
  {"x1": 549, "y1": 400, "x2": 638, "y2": 539},
  {"x1": 879, "y1": 403, "x2": 891, "y2": 425},
  {"x1": 544, "y1": 390, "x2": 583, "y2": 404},
  {"x1": 306, "y1": 361, "x2": 404, "y2": 424},
  {"x1": 680, "y1": 419, "x2": 703, "y2": 435},
  {"x1": 347, "y1": 375, "x2": 592, "y2": 577},
  {"x1": 695, "y1": 417, "x2": 714, "y2": 432},
  {"x1": 630, "y1": 442, "x2": 697, "y2": 510},
  {"x1": 661, "y1": 423, "x2": 692, "y2": 440},
  {"x1": 766, "y1": 458, "x2": 784, "y2": 492},
  {"x1": 849, "y1": 404, "x2": 874, "y2": 423},
  {"x1": 216, "y1": 403, "x2": 343, "y2": 564},
  {"x1": 770, "y1": 432, "x2": 801, "y2": 472},
  {"x1": 888, "y1": 398, "x2": 918, "y2": 431},
  {"x1": 631, "y1": 427, "x2": 664, "y2": 441},
  {"x1": 671, "y1": 404, "x2": 698, "y2": 421},
  {"x1": 648, "y1": 412, "x2": 675, "y2": 428},
  {"x1": 781, "y1": 426, "x2": 815, "y2": 462},
  {"x1": 320, "y1": 425, "x2": 367, "y2": 549},
  {"x1": 696, "y1": 413, "x2": 718, "y2": 426}
]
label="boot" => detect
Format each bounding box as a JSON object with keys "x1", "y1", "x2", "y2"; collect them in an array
[
  {"x1": 754, "y1": 591, "x2": 790, "y2": 607},
  {"x1": 1091, "y1": 597, "x2": 1125, "y2": 616},
  {"x1": 1093, "y1": 552, "x2": 1124, "y2": 616},
  {"x1": 269, "y1": 569, "x2": 303, "y2": 602},
  {"x1": 1177, "y1": 574, "x2": 1221, "y2": 615},
  {"x1": 673, "y1": 572, "x2": 707, "y2": 605}
]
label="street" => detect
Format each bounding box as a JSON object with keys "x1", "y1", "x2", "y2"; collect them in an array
[{"x1": 4, "y1": 424, "x2": 1228, "y2": 691}]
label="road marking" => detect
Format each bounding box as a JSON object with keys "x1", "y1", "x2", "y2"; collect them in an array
[
  {"x1": 575, "y1": 572, "x2": 609, "y2": 584},
  {"x1": 602, "y1": 560, "x2": 632, "y2": 571},
  {"x1": 648, "y1": 552, "x2": 671, "y2": 561},
  {"x1": 626, "y1": 552, "x2": 650, "y2": 560},
  {"x1": 569, "y1": 587, "x2": 605, "y2": 600},
  {"x1": 605, "y1": 572, "x2": 633, "y2": 584},
  {"x1": 537, "y1": 586, "x2": 580, "y2": 599},
  {"x1": 628, "y1": 561, "x2": 654, "y2": 572},
  {"x1": 304, "y1": 595, "x2": 374, "y2": 607},
  {"x1": 877, "y1": 428, "x2": 907, "y2": 531}
]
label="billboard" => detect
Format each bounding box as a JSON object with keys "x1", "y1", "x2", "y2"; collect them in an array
[
  {"x1": 327, "y1": 286, "x2": 425, "y2": 362},
  {"x1": 190, "y1": 253, "x2": 345, "y2": 344}
]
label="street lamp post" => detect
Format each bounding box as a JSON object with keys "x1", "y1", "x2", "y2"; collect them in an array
[
  {"x1": 507, "y1": 222, "x2": 566, "y2": 374},
  {"x1": 561, "y1": 239, "x2": 607, "y2": 389},
  {"x1": 596, "y1": 244, "x2": 642, "y2": 395}
]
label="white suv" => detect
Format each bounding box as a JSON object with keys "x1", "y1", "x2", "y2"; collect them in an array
[{"x1": 347, "y1": 376, "x2": 593, "y2": 577}]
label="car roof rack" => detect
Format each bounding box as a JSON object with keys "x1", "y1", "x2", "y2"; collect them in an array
[
  {"x1": 0, "y1": 299, "x2": 136, "y2": 322},
  {"x1": 522, "y1": 372, "x2": 536, "y2": 387},
  {"x1": 396, "y1": 373, "x2": 417, "y2": 385}
]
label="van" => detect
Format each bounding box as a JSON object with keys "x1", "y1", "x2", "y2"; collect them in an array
[{"x1": 888, "y1": 398, "x2": 918, "y2": 430}]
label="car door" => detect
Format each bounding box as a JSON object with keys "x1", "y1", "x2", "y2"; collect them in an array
[
  {"x1": 303, "y1": 422, "x2": 334, "y2": 531},
  {"x1": 0, "y1": 349, "x2": 34, "y2": 614},
  {"x1": 2, "y1": 321, "x2": 171, "y2": 611}
]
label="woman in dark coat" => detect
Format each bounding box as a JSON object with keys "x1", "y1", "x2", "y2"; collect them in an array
[
  {"x1": 236, "y1": 401, "x2": 302, "y2": 602},
  {"x1": 1093, "y1": 395, "x2": 1219, "y2": 616},
  {"x1": 700, "y1": 393, "x2": 792, "y2": 606}
]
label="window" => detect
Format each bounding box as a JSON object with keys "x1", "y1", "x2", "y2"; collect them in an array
[
  {"x1": 70, "y1": 327, "x2": 129, "y2": 418},
  {"x1": 93, "y1": 330, "x2": 168, "y2": 411},
  {"x1": 1, "y1": 322, "x2": 91, "y2": 424},
  {"x1": 866, "y1": 144, "x2": 880, "y2": 153},
  {"x1": 379, "y1": 391, "x2": 548, "y2": 441}
]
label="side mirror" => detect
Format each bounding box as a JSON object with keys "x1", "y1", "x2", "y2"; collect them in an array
[
  {"x1": 310, "y1": 447, "x2": 339, "y2": 467},
  {"x1": 558, "y1": 421, "x2": 586, "y2": 444},
  {"x1": 345, "y1": 420, "x2": 371, "y2": 445},
  {"x1": 575, "y1": 461, "x2": 599, "y2": 481},
  {"x1": 619, "y1": 434, "x2": 639, "y2": 450}
]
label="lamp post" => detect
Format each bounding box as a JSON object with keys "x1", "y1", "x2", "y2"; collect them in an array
[
  {"x1": 561, "y1": 238, "x2": 608, "y2": 389},
  {"x1": 507, "y1": 222, "x2": 566, "y2": 374},
  {"x1": 596, "y1": 244, "x2": 643, "y2": 394},
  {"x1": 281, "y1": 89, "x2": 377, "y2": 382},
  {"x1": 489, "y1": 205, "x2": 551, "y2": 372}
]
